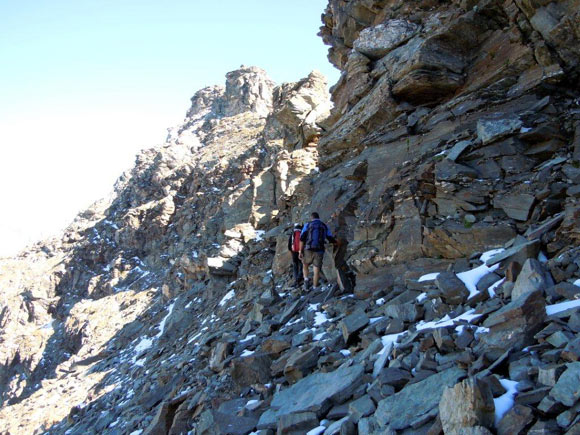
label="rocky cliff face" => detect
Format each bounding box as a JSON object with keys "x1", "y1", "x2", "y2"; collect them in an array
[{"x1": 1, "y1": 1, "x2": 580, "y2": 434}]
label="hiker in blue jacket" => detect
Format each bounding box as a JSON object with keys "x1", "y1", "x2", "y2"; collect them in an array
[{"x1": 299, "y1": 212, "x2": 336, "y2": 290}]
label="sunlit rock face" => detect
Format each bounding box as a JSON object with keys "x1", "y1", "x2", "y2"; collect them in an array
[{"x1": 2, "y1": 0, "x2": 580, "y2": 433}]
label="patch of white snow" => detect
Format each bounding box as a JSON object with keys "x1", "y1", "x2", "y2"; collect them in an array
[
  {"x1": 494, "y1": 379, "x2": 519, "y2": 426},
  {"x1": 219, "y1": 290, "x2": 235, "y2": 307},
  {"x1": 546, "y1": 299, "x2": 580, "y2": 316},
  {"x1": 418, "y1": 272, "x2": 439, "y2": 282}
]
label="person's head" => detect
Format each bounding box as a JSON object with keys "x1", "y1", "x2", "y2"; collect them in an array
[
  {"x1": 311, "y1": 212, "x2": 320, "y2": 220},
  {"x1": 294, "y1": 223, "x2": 302, "y2": 229}
]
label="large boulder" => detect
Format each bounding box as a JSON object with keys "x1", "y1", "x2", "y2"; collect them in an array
[
  {"x1": 375, "y1": 367, "x2": 466, "y2": 430},
  {"x1": 257, "y1": 364, "x2": 364, "y2": 429}
]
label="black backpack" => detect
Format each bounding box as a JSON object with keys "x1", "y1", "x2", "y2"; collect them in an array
[{"x1": 306, "y1": 220, "x2": 327, "y2": 251}]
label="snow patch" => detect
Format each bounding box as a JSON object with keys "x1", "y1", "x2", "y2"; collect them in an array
[
  {"x1": 307, "y1": 427, "x2": 326, "y2": 435},
  {"x1": 418, "y1": 272, "x2": 439, "y2": 282},
  {"x1": 219, "y1": 290, "x2": 235, "y2": 307},
  {"x1": 156, "y1": 302, "x2": 175, "y2": 338},
  {"x1": 494, "y1": 379, "x2": 519, "y2": 426},
  {"x1": 313, "y1": 312, "x2": 330, "y2": 326},
  {"x1": 487, "y1": 278, "x2": 505, "y2": 297},
  {"x1": 546, "y1": 299, "x2": 580, "y2": 316},
  {"x1": 416, "y1": 309, "x2": 482, "y2": 331},
  {"x1": 416, "y1": 292, "x2": 428, "y2": 303},
  {"x1": 241, "y1": 349, "x2": 255, "y2": 357}
]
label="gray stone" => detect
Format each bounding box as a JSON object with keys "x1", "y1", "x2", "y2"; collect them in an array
[
  {"x1": 439, "y1": 377, "x2": 495, "y2": 434},
  {"x1": 551, "y1": 282, "x2": 580, "y2": 300},
  {"x1": 231, "y1": 353, "x2": 272, "y2": 387},
  {"x1": 569, "y1": 312, "x2": 580, "y2": 333},
  {"x1": 497, "y1": 404, "x2": 534, "y2": 435},
  {"x1": 197, "y1": 409, "x2": 258, "y2": 435},
  {"x1": 546, "y1": 331, "x2": 573, "y2": 348},
  {"x1": 435, "y1": 272, "x2": 470, "y2": 305},
  {"x1": 455, "y1": 428, "x2": 493, "y2": 435},
  {"x1": 562, "y1": 338, "x2": 580, "y2": 362},
  {"x1": 143, "y1": 402, "x2": 173, "y2": 435},
  {"x1": 384, "y1": 303, "x2": 424, "y2": 322},
  {"x1": 538, "y1": 365, "x2": 566, "y2": 386},
  {"x1": 476, "y1": 272, "x2": 502, "y2": 293},
  {"x1": 353, "y1": 20, "x2": 420, "y2": 59},
  {"x1": 477, "y1": 115, "x2": 523, "y2": 144},
  {"x1": 556, "y1": 403, "x2": 580, "y2": 428},
  {"x1": 379, "y1": 368, "x2": 412, "y2": 389},
  {"x1": 284, "y1": 346, "x2": 319, "y2": 383},
  {"x1": 435, "y1": 159, "x2": 479, "y2": 182},
  {"x1": 357, "y1": 416, "x2": 382, "y2": 435},
  {"x1": 257, "y1": 364, "x2": 365, "y2": 429},
  {"x1": 348, "y1": 395, "x2": 376, "y2": 423},
  {"x1": 527, "y1": 419, "x2": 561, "y2": 434},
  {"x1": 551, "y1": 362, "x2": 580, "y2": 407},
  {"x1": 538, "y1": 395, "x2": 564, "y2": 414},
  {"x1": 340, "y1": 310, "x2": 369, "y2": 343},
  {"x1": 512, "y1": 259, "x2": 552, "y2": 300},
  {"x1": 486, "y1": 240, "x2": 541, "y2": 266},
  {"x1": 277, "y1": 412, "x2": 318, "y2": 434},
  {"x1": 515, "y1": 387, "x2": 552, "y2": 406},
  {"x1": 323, "y1": 416, "x2": 352, "y2": 435},
  {"x1": 509, "y1": 357, "x2": 533, "y2": 382},
  {"x1": 279, "y1": 300, "x2": 303, "y2": 325},
  {"x1": 480, "y1": 290, "x2": 546, "y2": 352},
  {"x1": 375, "y1": 367, "x2": 465, "y2": 430},
  {"x1": 494, "y1": 194, "x2": 536, "y2": 221},
  {"x1": 446, "y1": 140, "x2": 472, "y2": 162}
]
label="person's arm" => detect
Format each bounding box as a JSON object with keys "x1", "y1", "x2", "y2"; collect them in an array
[
  {"x1": 288, "y1": 233, "x2": 292, "y2": 252},
  {"x1": 326, "y1": 225, "x2": 337, "y2": 244}
]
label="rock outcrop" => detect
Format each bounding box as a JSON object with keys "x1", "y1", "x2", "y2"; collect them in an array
[{"x1": 1, "y1": 0, "x2": 580, "y2": 433}]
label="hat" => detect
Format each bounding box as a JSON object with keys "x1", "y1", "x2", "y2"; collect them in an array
[{"x1": 294, "y1": 223, "x2": 302, "y2": 229}]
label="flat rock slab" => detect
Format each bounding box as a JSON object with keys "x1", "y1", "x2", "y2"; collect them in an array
[
  {"x1": 231, "y1": 353, "x2": 272, "y2": 387},
  {"x1": 512, "y1": 258, "x2": 551, "y2": 300},
  {"x1": 480, "y1": 289, "x2": 546, "y2": 352},
  {"x1": 341, "y1": 310, "x2": 369, "y2": 342},
  {"x1": 375, "y1": 367, "x2": 466, "y2": 430},
  {"x1": 494, "y1": 193, "x2": 535, "y2": 221},
  {"x1": 257, "y1": 364, "x2": 364, "y2": 429},
  {"x1": 551, "y1": 362, "x2": 580, "y2": 407},
  {"x1": 436, "y1": 271, "x2": 470, "y2": 305},
  {"x1": 485, "y1": 239, "x2": 540, "y2": 266},
  {"x1": 477, "y1": 115, "x2": 522, "y2": 144},
  {"x1": 497, "y1": 404, "x2": 534, "y2": 435},
  {"x1": 446, "y1": 140, "x2": 472, "y2": 162}
]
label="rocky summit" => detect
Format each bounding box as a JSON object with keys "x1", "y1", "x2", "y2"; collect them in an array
[{"x1": 1, "y1": 1, "x2": 580, "y2": 434}]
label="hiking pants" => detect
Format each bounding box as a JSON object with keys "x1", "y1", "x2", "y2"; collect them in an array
[{"x1": 291, "y1": 252, "x2": 303, "y2": 282}]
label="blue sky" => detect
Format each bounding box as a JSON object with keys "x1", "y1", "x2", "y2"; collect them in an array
[{"x1": 0, "y1": 0, "x2": 339, "y2": 256}]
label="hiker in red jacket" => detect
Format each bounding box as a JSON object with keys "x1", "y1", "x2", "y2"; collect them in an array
[{"x1": 287, "y1": 223, "x2": 304, "y2": 288}]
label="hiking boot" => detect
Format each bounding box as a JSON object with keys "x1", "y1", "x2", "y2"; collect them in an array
[{"x1": 303, "y1": 279, "x2": 311, "y2": 291}]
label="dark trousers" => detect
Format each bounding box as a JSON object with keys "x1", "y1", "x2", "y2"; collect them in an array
[{"x1": 291, "y1": 252, "x2": 303, "y2": 283}]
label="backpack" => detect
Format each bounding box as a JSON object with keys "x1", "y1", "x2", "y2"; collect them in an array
[
  {"x1": 291, "y1": 229, "x2": 301, "y2": 252},
  {"x1": 306, "y1": 220, "x2": 327, "y2": 251}
]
